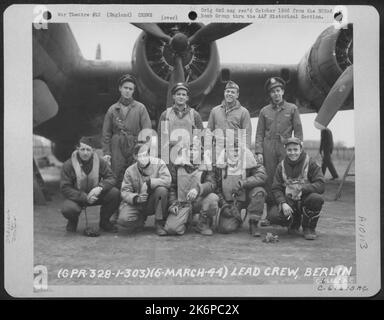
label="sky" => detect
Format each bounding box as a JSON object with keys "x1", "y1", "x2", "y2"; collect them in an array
[{"x1": 69, "y1": 22, "x2": 354, "y2": 147}]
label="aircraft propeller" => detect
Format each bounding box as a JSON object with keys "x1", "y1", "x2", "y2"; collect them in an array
[
  {"x1": 189, "y1": 23, "x2": 251, "y2": 45},
  {"x1": 132, "y1": 23, "x2": 251, "y2": 106},
  {"x1": 131, "y1": 23, "x2": 171, "y2": 42},
  {"x1": 314, "y1": 65, "x2": 353, "y2": 129}
]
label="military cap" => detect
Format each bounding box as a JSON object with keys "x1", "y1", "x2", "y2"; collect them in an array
[
  {"x1": 225, "y1": 80, "x2": 240, "y2": 92},
  {"x1": 118, "y1": 74, "x2": 136, "y2": 87},
  {"x1": 264, "y1": 77, "x2": 285, "y2": 92},
  {"x1": 171, "y1": 82, "x2": 190, "y2": 95},
  {"x1": 79, "y1": 136, "x2": 100, "y2": 149},
  {"x1": 284, "y1": 137, "x2": 302, "y2": 148}
]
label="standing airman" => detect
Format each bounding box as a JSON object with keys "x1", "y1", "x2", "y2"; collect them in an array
[
  {"x1": 255, "y1": 77, "x2": 303, "y2": 204},
  {"x1": 102, "y1": 74, "x2": 152, "y2": 188}
]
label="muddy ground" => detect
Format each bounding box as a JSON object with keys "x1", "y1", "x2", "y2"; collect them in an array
[{"x1": 34, "y1": 162, "x2": 355, "y2": 287}]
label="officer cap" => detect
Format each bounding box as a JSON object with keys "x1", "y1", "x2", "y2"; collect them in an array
[
  {"x1": 171, "y1": 82, "x2": 190, "y2": 95},
  {"x1": 118, "y1": 74, "x2": 136, "y2": 87},
  {"x1": 264, "y1": 77, "x2": 285, "y2": 92},
  {"x1": 284, "y1": 137, "x2": 302, "y2": 148},
  {"x1": 79, "y1": 136, "x2": 100, "y2": 149},
  {"x1": 225, "y1": 80, "x2": 240, "y2": 92}
]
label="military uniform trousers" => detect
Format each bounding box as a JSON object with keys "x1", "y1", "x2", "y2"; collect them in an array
[
  {"x1": 118, "y1": 186, "x2": 169, "y2": 230},
  {"x1": 110, "y1": 133, "x2": 137, "y2": 189},
  {"x1": 263, "y1": 138, "x2": 286, "y2": 202},
  {"x1": 267, "y1": 193, "x2": 324, "y2": 229},
  {"x1": 61, "y1": 187, "x2": 120, "y2": 225}
]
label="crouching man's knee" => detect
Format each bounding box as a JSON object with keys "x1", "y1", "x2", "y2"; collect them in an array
[
  {"x1": 61, "y1": 200, "x2": 82, "y2": 220},
  {"x1": 152, "y1": 186, "x2": 169, "y2": 199},
  {"x1": 102, "y1": 187, "x2": 120, "y2": 202},
  {"x1": 302, "y1": 193, "x2": 324, "y2": 212}
]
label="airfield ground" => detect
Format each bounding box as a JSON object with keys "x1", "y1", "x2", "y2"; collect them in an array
[{"x1": 34, "y1": 159, "x2": 356, "y2": 287}]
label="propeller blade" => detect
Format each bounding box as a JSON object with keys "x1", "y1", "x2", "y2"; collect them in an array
[
  {"x1": 166, "y1": 56, "x2": 185, "y2": 106},
  {"x1": 131, "y1": 23, "x2": 171, "y2": 42},
  {"x1": 314, "y1": 65, "x2": 353, "y2": 129},
  {"x1": 33, "y1": 79, "x2": 59, "y2": 127},
  {"x1": 189, "y1": 23, "x2": 251, "y2": 45}
]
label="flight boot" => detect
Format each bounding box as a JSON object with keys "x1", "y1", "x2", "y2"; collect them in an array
[
  {"x1": 194, "y1": 213, "x2": 213, "y2": 236},
  {"x1": 287, "y1": 212, "x2": 302, "y2": 236},
  {"x1": 249, "y1": 219, "x2": 261, "y2": 237},
  {"x1": 66, "y1": 217, "x2": 78, "y2": 233},
  {"x1": 155, "y1": 219, "x2": 168, "y2": 236},
  {"x1": 302, "y1": 207, "x2": 320, "y2": 240}
]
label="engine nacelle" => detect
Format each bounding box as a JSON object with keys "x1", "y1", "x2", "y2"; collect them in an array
[
  {"x1": 297, "y1": 24, "x2": 353, "y2": 111},
  {"x1": 131, "y1": 23, "x2": 220, "y2": 117}
]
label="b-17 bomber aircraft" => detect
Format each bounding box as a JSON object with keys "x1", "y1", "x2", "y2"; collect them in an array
[{"x1": 33, "y1": 22, "x2": 353, "y2": 161}]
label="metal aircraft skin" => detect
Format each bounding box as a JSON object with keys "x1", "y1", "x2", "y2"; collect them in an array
[{"x1": 33, "y1": 23, "x2": 353, "y2": 161}]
